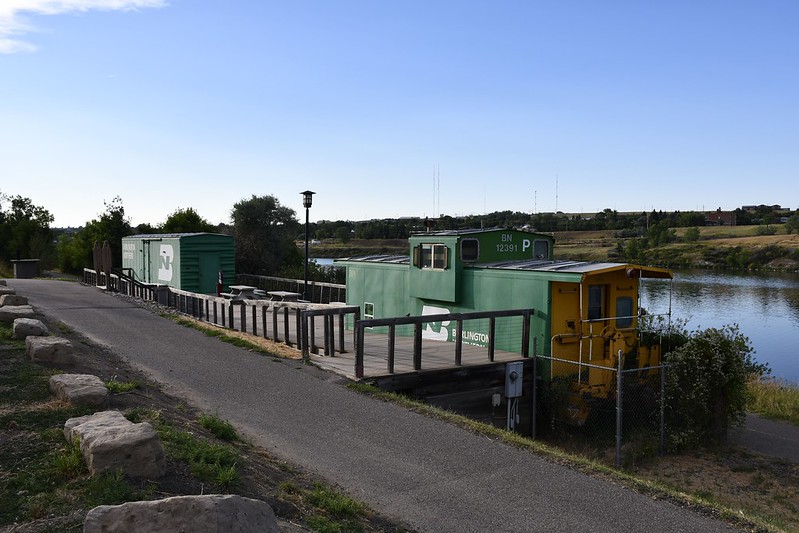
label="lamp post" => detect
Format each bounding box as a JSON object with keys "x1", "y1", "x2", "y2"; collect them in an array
[{"x1": 301, "y1": 190, "x2": 315, "y2": 301}]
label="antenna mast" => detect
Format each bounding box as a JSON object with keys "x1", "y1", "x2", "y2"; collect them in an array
[{"x1": 555, "y1": 171, "x2": 559, "y2": 213}]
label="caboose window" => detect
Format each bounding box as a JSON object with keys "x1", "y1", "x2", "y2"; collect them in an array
[
  {"x1": 420, "y1": 243, "x2": 448, "y2": 270},
  {"x1": 461, "y1": 239, "x2": 479, "y2": 262},
  {"x1": 533, "y1": 239, "x2": 549, "y2": 259},
  {"x1": 587, "y1": 285, "x2": 605, "y2": 320},
  {"x1": 616, "y1": 297, "x2": 633, "y2": 328}
]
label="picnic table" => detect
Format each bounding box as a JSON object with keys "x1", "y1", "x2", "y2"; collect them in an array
[
  {"x1": 221, "y1": 285, "x2": 265, "y2": 300},
  {"x1": 267, "y1": 290, "x2": 302, "y2": 302}
]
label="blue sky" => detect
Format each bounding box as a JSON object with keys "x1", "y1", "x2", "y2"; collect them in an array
[{"x1": 1, "y1": 1, "x2": 797, "y2": 228}]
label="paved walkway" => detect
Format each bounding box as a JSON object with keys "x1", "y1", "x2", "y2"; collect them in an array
[{"x1": 8, "y1": 279, "x2": 742, "y2": 532}]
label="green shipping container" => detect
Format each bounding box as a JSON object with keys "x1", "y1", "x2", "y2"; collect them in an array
[{"x1": 121, "y1": 233, "x2": 235, "y2": 294}]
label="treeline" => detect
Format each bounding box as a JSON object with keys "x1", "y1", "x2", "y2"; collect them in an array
[
  {"x1": 0, "y1": 193, "x2": 342, "y2": 284},
  {"x1": 3, "y1": 189, "x2": 798, "y2": 279},
  {"x1": 314, "y1": 206, "x2": 798, "y2": 241}
]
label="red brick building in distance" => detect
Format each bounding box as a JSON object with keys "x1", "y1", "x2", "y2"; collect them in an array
[{"x1": 706, "y1": 208, "x2": 737, "y2": 226}]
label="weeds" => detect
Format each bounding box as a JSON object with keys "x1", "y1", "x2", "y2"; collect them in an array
[
  {"x1": 54, "y1": 437, "x2": 85, "y2": 478},
  {"x1": 198, "y1": 412, "x2": 239, "y2": 442},
  {"x1": 105, "y1": 377, "x2": 140, "y2": 394},
  {"x1": 748, "y1": 376, "x2": 799, "y2": 426}
]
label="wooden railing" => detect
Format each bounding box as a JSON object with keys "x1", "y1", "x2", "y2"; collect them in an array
[
  {"x1": 82, "y1": 268, "x2": 310, "y2": 349},
  {"x1": 300, "y1": 305, "x2": 361, "y2": 360},
  {"x1": 354, "y1": 308, "x2": 535, "y2": 378}
]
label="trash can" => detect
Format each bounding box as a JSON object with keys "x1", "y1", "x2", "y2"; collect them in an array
[{"x1": 11, "y1": 259, "x2": 40, "y2": 279}]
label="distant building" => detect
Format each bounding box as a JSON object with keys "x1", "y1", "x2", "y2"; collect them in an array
[{"x1": 706, "y1": 208, "x2": 737, "y2": 226}]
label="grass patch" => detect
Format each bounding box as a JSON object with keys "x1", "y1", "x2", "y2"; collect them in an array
[
  {"x1": 307, "y1": 483, "x2": 366, "y2": 518},
  {"x1": 279, "y1": 481, "x2": 368, "y2": 533},
  {"x1": 748, "y1": 376, "x2": 799, "y2": 426},
  {"x1": 172, "y1": 317, "x2": 255, "y2": 348},
  {"x1": 146, "y1": 414, "x2": 241, "y2": 492},
  {"x1": 54, "y1": 437, "x2": 85, "y2": 478},
  {"x1": 198, "y1": 412, "x2": 239, "y2": 442},
  {"x1": 105, "y1": 377, "x2": 140, "y2": 394}
]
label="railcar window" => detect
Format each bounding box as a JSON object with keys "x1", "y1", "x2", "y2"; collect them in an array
[
  {"x1": 588, "y1": 285, "x2": 605, "y2": 320},
  {"x1": 616, "y1": 297, "x2": 633, "y2": 328},
  {"x1": 420, "y1": 243, "x2": 449, "y2": 269},
  {"x1": 461, "y1": 239, "x2": 479, "y2": 262},
  {"x1": 533, "y1": 239, "x2": 549, "y2": 259}
]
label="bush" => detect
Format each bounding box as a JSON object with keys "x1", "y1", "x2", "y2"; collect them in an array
[
  {"x1": 683, "y1": 226, "x2": 700, "y2": 242},
  {"x1": 664, "y1": 325, "x2": 764, "y2": 450}
]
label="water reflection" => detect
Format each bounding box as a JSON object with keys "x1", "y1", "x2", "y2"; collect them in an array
[{"x1": 641, "y1": 269, "x2": 799, "y2": 384}]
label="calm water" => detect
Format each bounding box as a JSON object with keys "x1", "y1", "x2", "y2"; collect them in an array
[{"x1": 641, "y1": 270, "x2": 799, "y2": 384}]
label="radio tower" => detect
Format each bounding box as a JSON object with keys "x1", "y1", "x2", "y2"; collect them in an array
[{"x1": 555, "y1": 171, "x2": 559, "y2": 213}]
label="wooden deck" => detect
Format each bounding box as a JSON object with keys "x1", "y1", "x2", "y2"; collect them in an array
[
  {"x1": 172, "y1": 296, "x2": 527, "y2": 381},
  {"x1": 307, "y1": 327, "x2": 525, "y2": 380}
]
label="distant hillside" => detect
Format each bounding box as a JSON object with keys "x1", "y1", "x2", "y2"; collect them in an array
[{"x1": 309, "y1": 225, "x2": 799, "y2": 271}]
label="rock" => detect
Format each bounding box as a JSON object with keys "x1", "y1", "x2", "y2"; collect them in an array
[
  {"x1": 0, "y1": 305, "x2": 36, "y2": 323},
  {"x1": 83, "y1": 495, "x2": 279, "y2": 533},
  {"x1": 12, "y1": 317, "x2": 49, "y2": 339},
  {"x1": 0, "y1": 279, "x2": 7, "y2": 286},
  {"x1": 64, "y1": 411, "x2": 165, "y2": 478},
  {"x1": 0, "y1": 286, "x2": 15, "y2": 295},
  {"x1": 49, "y1": 374, "x2": 108, "y2": 406},
  {"x1": 26, "y1": 336, "x2": 75, "y2": 365},
  {"x1": 0, "y1": 294, "x2": 28, "y2": 306}
]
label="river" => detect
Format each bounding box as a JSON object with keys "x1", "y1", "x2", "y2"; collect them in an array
[{"x1": 641, "y1": 269, "x2": 799, "y2": 384}]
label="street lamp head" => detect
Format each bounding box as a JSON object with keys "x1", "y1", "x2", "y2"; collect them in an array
[{"x1": 301, "y1": 190, "x2": 316, "y2": 209}]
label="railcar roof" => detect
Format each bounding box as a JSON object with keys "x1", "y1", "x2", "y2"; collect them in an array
[
  {"x1": 125, "y1": 232, "x2": 228, "y2": 239},
  {"x1": 409, "y1": 227, "x2": 548, "y2": 237},
  {"x1": 335, "y1": 255, "x2": 672, "y2": 279}
]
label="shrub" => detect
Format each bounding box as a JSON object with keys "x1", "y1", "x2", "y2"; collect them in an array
[
  {"x1": 683, "y1": 226, "x2": 700, "y2": 242},
  {"x1": 664, "y1": 325, "x2": 764, "y2": 450}
]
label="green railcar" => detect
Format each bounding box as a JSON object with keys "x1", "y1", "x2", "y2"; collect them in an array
[{"x1": 121, "y1": 233, "x2": 235, "y2": 294}]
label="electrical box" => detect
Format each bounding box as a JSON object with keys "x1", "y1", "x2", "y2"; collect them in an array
[{"x1": 505, "y1": 361, "x2": 524, "y2": 398}]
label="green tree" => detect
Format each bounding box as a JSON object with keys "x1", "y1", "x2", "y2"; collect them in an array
[
  {"x1": 785, "y1": 215, "x2": 799, "y2": 234},
  {"x1": 231, "y1": 195, "x2": 301, "y2": 275},
  {"x1": 56, "y1": 197, "x2": 132, "y2": 273},
  {"x1": 676, "y1": 212, "x2": 707, "y2": 228},
  {"x1": 664, "y1": 325, "x2": 764, "y2": 449},
  {"x1": 0, "y1": 194, "x2": 54, "y2": 264},
  {"x1": 646, "y1": 220, "x2": 676, "y2": 247},
  {"x1": 684, "y1": 226, "x2": 700, "y2": 242},
  {"x1": 161, "y1": 207, "x2": 216, "y2": 233}
]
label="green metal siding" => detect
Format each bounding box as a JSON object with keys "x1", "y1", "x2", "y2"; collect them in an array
[
  {"x1": 121, "y1": 233, "x2": 235, "y2": 293},
  {"x1": 346, "y1": 262, "x2": 409, "y2": 321}
]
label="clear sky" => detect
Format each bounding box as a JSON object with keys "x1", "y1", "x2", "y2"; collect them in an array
[{"x1": 1, "y1": 1, "x2": 797, "y2": 228}]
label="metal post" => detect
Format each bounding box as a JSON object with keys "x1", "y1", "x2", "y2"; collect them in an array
[
  {"x1": 660, "y1": 364, "x2": 666, "y2": 455},
  {"x1": 355, "y1": 322, "x2": 365, "y2": 378},
  {"x1": 616, "y1": 349, "x2": 623, "y2": 468},
  {"x1": 531, "y1": 353, "x2": 537, "y2": 440},
  {"x1": 301, "y1": 190, "x2": 314, "y2": 302},
  {"x1": 304, "y1": 206, "x2": 309, "y2": 301}
]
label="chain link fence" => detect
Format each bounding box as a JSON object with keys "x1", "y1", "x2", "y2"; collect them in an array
[{"x1": 532, "y1": 353, "x2": 667, "y2": 468}]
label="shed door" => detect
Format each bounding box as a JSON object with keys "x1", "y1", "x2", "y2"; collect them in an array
[{"x1": 199, "y1": 254, "x2": 222, "y2": 294}]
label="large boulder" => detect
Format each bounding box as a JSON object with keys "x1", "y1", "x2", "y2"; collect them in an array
[
  {"x1": 83, "y1": 495, "x2": 279, "y2": 533},
  {"x1": 0, "y1": 294, "x2": 28, "y2": 306},
  {"x1": 0, "y1": 305, "x2": 36, "y2": 323},
  {"x1": 50, "y1": 374, "x2": 108, "y2": 406},
  {"x1": 64, "y1": 411, "x2": 165, "y2": 478},
  {"x1": 12, "y1": 317, "x2": 49, "y2": 339},
  {"x1": 26, "y1": 336, "x2": 75, "y2": 365},
  {"x1": 0, "y1": 286, "x2": 15, "y2": 295}
]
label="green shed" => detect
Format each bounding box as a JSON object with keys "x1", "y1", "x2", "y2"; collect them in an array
[{"x1": 121, "y1": 233, "x2": 235, "y2": 294}]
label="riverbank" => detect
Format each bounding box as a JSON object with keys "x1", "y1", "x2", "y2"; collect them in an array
[{"x1": 310, "y1": 225, "x2": 799, "y2": 272}]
